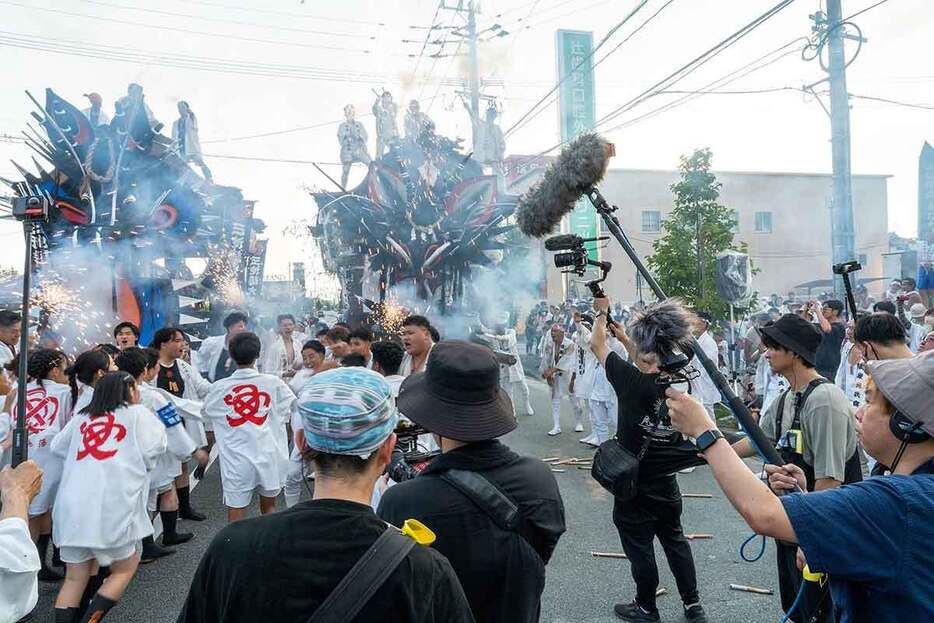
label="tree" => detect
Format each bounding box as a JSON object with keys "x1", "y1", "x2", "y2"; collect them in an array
[{"x1": 647, "y1": 148, "x2": 750, "y2": 319}]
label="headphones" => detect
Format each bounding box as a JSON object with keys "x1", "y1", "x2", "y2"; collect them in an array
[{"x1": 889, "y1": 411, "x2": 930, "y2": 444}]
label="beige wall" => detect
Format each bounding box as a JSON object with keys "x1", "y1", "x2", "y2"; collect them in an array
[{"x1": 509, "y1": 165, "x2": 889, "y2": 305}]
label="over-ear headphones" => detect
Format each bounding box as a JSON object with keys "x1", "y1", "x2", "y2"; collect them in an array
[{"x1": 889, "y1": 411, "x2": 930, "y2": 444}]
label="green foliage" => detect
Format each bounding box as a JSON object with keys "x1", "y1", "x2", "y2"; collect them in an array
[{"x1": 647, "y1": 148, "x2": 752, "y2": 320}]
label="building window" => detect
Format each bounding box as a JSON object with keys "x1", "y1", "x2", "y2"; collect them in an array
[
  {"x1": 641, "y1": 210, "x2": 661, "y2": 233},
  {"x1": 754, "y1": 211, "x2": 773, "y2": 233}
]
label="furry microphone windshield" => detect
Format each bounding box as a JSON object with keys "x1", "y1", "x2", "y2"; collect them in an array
[{"x1": 515, "y1": 133, "x2": 612, "y2": 237}]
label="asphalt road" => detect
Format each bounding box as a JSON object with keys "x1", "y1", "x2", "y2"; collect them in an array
[{"x1": 30, "y1": 378, "x2": 785, "y2": 623}]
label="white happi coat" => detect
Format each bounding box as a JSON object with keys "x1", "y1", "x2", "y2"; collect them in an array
[
  {"x1": 481, "y1": 328, "x2": 525, "y2": 383},
  {"x1": 196, "y1": 334, "x2": 228, "y2": 382},
  {"x1": 139, "y1": 385, "x2": 198, "y2": 490},
  {"x1": 570, "y1": 326, "x2": 598, "y2": 399},
  {"x1": 51, "y1": 404, "x2": 167, "y2": 549},
  {"x1": 202, "y1": 368, "x2": 294, "y2": 495},
  {"x1": 288, "y1": 368, "x2": 316, "y2": 395},
  {"x1": 261, "y1": 333, "x2": 305, "y2": 378},
  {"x1": 10, "y1": 380, "x2": 72, "y2": 514},
  {"x1": 150, "y1": 359, "x2": 212, "y2": 446},
  {"x1": 691, "y1": 330, "x2": 721, "y2": 406},
  {"x1": 539, "y1": 337, "x2": 576, "y2": 395}
]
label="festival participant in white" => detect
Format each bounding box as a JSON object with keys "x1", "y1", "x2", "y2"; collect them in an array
[
  {"x1": 570, "y1": 311, "x2": 597, "y2": 436},
  {"x1": 67, "y1": 351, "x2": 115, "y2": 419},
  {"x1": 691, "y1": 312, "x2": 722, "y2": 418},
  {"x1": 51, "y1": 372, "x2": 167, "y2": 623},
  {"x1": 2, "y1": 349, "x2": 72, "y2": 582},
  {"x1": 116, "y1": 348, "x2": 209, "y2": 561},
  {"x1": 261, "y1": 314, "x2": 305, "y2": 379},
  {"x1": 202, "y1": 332, "x2": 294, "y2": 522},
  {"x1": 349, "y1": 327, "x2": 375, "y2": 368},
  {"x1": 0, "y1": 460, "x2": 43, "y2": 622},
  {"x1": 196, "y1": 311, "x2": 249, "y2": 383},
  {"x1": 370, "y1": 340, "x2": 406, "y2": 399},
  {"x1": 0, "y1": 310, "x2": 21, "y2": 395},
  {"x1": 480, "y1": 313, "x2": 534, "y2": 417},
  {"x1": 400, "y1": 315, "x2": 434, "y2": 376},
  {"x1": 539, "y1": 323, "x2": 577, "y2": 436},
  {"x1": 151, "y1": 327, "x2": 212, "y2": 522}
]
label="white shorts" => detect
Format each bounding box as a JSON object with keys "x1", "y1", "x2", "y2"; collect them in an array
[
  {"x1": 224, "y1": 486, "x2": 281, "y2": 509},
  {"x1": 60, "y1": 541, "x2": 141, "y2": 567},
  {"x1": 146, "y1": 483, "x2": 175, "y2": 513}
]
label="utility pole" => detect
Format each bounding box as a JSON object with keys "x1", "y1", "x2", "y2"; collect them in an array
[
  {"x1": 811, "y1": 1, "x2": 863, "y2": 300},
  {"x1": 466, "y1": 0, "x2": 481, "y2": 152}
]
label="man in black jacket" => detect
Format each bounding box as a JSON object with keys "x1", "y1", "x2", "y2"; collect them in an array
[{"x1": 378, "y1": 341, "x2": 566, "y2": 623}]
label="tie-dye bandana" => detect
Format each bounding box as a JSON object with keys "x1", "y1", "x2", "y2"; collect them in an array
[{"x1": 298, "y1": 367, "x2": 398, "y2": 459}]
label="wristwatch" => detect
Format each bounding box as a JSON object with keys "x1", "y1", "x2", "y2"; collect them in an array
[{"x1": 694, "y1": 429, "x2": 724, "y2": 453}]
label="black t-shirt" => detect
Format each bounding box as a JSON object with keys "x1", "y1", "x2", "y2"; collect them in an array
[
  {"x1": 213, "y1": 348, "x2": 237, "y2": 382},
  {"x1": 815, "y1": 322, "x2": 846, "y2": 379},
  {"x1": 604, "y1": 352, "x2": 706, "y2": 480},
  {"x1": 177, "y1": 499, "x2": 474, "y2": 623},
  {"x1": 157, "y1": 361, "x2": 185, "y2": 398}
]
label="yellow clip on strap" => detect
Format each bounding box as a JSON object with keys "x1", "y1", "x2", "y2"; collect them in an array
[
  {"x1": 400, "y1": 519, "x2": 436, "y2": 546},
  {"x1": 802, "y1": 565, "x2": 825, "y2": 584}
]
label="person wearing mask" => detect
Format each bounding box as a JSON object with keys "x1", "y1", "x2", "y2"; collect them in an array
[
  {"x1": 539, "y1": 323, "x2": 576, "y2": 437},
  {"x1": 113, "y1": 322, "x2": 140, "y2": 351},
  {"x1": 201, "y1": 332, "x2": 294, "y2": 522},
  {"x1": 348, "y1": 327, "x2": 375, "y2": 368},
  {"x1": 0, "y1": 460, "x2": 43, "y2": 622},
  {"x1": 665, "y1": 353, "x2": 934, "y2": 623},
  {"x1": 197, "y1": 311, "x2": 249, "y2": 383},
  {"x1": 3, "y1": 349, "x2": 72, "y2": 583},
  {"x1": 732, "y1": 313, "x2": 860, "y2": 622},
  {"x1": 811, "y1": 299, "x2": 846, "y2": 381},
  {"x1": 400, "y1": 315, "x2": 434, "y2": 376},
  {"x1": 150, "y1": 327, "x2": 212, "y2": 522},
  {"x1": 51, "y1": 372, "x2": 167, "y2": 623},
  {"x1": 171, "y1": 101, "x2": 212, "y2": 182},
  {"x1": 589, "y1": 298, "x2": 709, "y2": 623},
  {"x1": 370, "y1": 340, "x2": 406, "y2": 398},
  {"x1": 262, "y1": 314, "x2": 305, "y2": 379},
  {"x1": 81, "y1": 92, "x2": 110, "y2": 128},
  {"x1": 178, "y1": 366, "x2": 474, "y2": 623},
  {"x1": 378, "y1": 341, "x2": 565, "y2": 623},
  {"x1": 325, "y1": 326, "x2": 352, "y2": 361}
]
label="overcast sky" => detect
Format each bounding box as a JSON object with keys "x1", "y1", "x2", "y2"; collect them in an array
[{"x1": 0, "y1": 0, "x2": 930, "y2": 290}]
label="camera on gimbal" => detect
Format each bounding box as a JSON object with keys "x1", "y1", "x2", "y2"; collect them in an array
[
  {"x1": 388, "y1": 419, "x2": 440, "y2": 483},
  {"x1": 544, "y1": 233, "x2": 612, "y2": 299},
  {"x1": 832, "y1": 261, "x2": 861, "y2": 276}
]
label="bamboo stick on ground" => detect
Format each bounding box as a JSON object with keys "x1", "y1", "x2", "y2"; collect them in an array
[
  {"x1": 682, "y1": 493, "x2": 713, "y2": 499},
  {"x1": 656, "y1": 588, "x2": 667, "y2": 597},
  {"x1": 550, "y1": 469, "x2": 566, "y2": 473},
  {"x1": 686, "y1": 534, "x2": 713, "y2": 540},
  {"x1": 591, "y1": 551, "x2": 627, "y2": 559},
  {"x1": 729, "y1": 584, "x2": 773, "y2": 595}
]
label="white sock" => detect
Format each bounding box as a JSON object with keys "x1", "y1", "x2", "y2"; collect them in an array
[{"x1": 551, "y1": 398, "x2": 561, "y2": 430}]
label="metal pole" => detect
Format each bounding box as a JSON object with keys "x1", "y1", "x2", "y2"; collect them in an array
[
  {"x1": 467, "y1": 0, "x2": 481, "y2": 153},
  {"x1": 11, "y1": 222, "x2": 32, "y2": 467},
  {"x1": 826, "y1": 0, "x2": 856, "y2": 301},
  {"x1": 584, "y1": 186, "x2": 784, "y2": 465}
]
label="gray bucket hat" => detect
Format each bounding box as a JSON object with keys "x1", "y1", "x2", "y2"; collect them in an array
[{"x1": 865, "y1": 352, "x2": 934, "y2": 437}]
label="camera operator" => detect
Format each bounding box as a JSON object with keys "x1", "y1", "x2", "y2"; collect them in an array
[
  {"x1": 377, "y1": 341, "x2": 566, "y2": 623},
  {"x1": 664, "y1": 353, "x2": 934, "y2": 622},
  {"x1": 590, "y1": 297, "x2": 709, "y2": 623}
]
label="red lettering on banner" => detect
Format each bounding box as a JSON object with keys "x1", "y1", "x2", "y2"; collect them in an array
[
  {"x1": 14, "y1": 387, "x2": 59, "y2": 434},
  {"x1": 77, "y1": 413, "x2": 127, "y2": 461},
  {"x1": 223, "y1": 384, "x2": 271, "y2": 427}
]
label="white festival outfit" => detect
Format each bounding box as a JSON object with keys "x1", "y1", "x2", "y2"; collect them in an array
[
  {"x1": 570, "y1": 324, "x2": 596, "y2": 433},
  {"x1": 196, "y1": 334, "x2": 231, "y2": 382},
  {"x1": 589, "y1": 338, "x2": 626, "y2": 445},
  {"x1": 51, "y1": 404, "x2": 167, "y2": 565},
  {"x1": 539, "y1": 336, "x2": 577, "y2": 434},
  {"x1": 261, "y1": 332, "x2": 305, "y2": 378},
  {"x1": 10, "y1": 380, "x2": 72, "y2": 516},
  {"x1": 0, "y1": 517, "x2": 40, "y2": 622},
  {"x1": 691, "y1": 329, "x2": 722, "y2": 418},
  {"x1": 755, "y1": 355, "x2": 788, "y2": 414},
  {"x1": 152, "y1": 358, "x2": 212, "y2": 446},
  {"x1": 480, "y1": 327, "x2": 533, "y2": 416},
  {"x1": 201, "y1": 368, "x2": 294, "y2": 508},
  {"x1": 139, "y1": 385, "x2": 198, "y2": 511}
]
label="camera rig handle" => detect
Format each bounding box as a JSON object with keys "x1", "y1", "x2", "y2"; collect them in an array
[{"x1": 582, "y1": 185, "x2": 783, "y2": 466}]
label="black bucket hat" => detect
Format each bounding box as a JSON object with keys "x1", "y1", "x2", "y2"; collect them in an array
[
  {"x1": 758, "y1": 313, "x2": 821, "y2": 366},
  {"x1": 396, "y1": 340, "x2": 516, "y2": 442}
]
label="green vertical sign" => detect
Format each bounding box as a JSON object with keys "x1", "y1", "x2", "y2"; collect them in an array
[{"x1": 556, "y1": 30, "x2": 599, "y2": 255}]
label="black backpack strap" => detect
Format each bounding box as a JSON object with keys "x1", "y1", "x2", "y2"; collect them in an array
[
  {"x1": 774, "y1": 389, "x2": 791, "y2": 435},
  {"x1": 307, "y1": 527, "x2": 415, "y2": 623},
  {"x1": 790, "y1": 378, "x2": 829, "y2": 430},
  {"x1": 440, "y1": 468, "x2": 519, "y2": 531}
]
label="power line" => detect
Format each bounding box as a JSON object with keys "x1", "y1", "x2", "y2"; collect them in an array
[
  {"x1": 201, "y1": 117, "x2": 359, "y2": 144},
  {"x1": 505, "y1": 0, "x2": 677, "y2": 138},
  {"x1": 71, "y1": 0, "x2": 372, "y2": 38},
  {"x1": 842, "y1": 0, "x2": 890, "y2": 23},
  {"x1": 178, "y1": 0, "x2": 387, "y2": 27},
  {"x1": 410, "y1": 1, "x2": 445, "y2": 82},
  {"x1": 846, "y1": 92, "x2": 934, "y2": 111},
  {"x1": 0, "y1": 0, "x2": 373, "y2": 54},
  {"x1": 504, "y1": 0, "x2": 654, "y2": 137}
]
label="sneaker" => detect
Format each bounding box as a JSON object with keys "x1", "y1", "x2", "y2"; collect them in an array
[
  {"x1": 141, "y1": 542, "x2": 175, "y2": 564},
  {"x1": 614, "y1": 600, "x2": 660, "y2": 622},
  {"x1": 579, "y1": 435, "x2": 599, "y2": 447},
  {"x1": 161, "y1": 531, "x2": 195, "y2": 547},
  {"x1": 683, "y1": 603, "x2": 708, "y2": 622},
  {"x1": 574, "y1": 423, "x2": 585, "y2": 432},
  {"x1": 547, "y1": 428, "x2": 562, "y2": 436}
]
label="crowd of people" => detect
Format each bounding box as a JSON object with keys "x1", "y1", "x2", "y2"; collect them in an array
[{"x1": 0, "y1": 277, "x2": 931, "y2": 622}]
